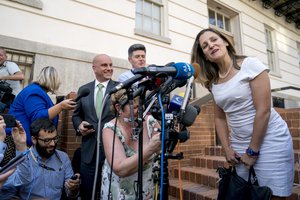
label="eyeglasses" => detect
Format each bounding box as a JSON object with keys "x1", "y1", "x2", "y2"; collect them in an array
[{"x1": 36, "y1": 135, "x2": 59, "y2": 145}]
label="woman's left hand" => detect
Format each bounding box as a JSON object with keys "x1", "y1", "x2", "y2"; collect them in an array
[
  {"x1": 240, "y1": 154, "x2": 258, "y2": 169},
  {"x1": 60, "y1": 99, "x2": 77, "y2": 110}
]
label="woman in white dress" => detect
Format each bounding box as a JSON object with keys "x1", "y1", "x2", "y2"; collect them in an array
[{"x1": 191, "y1": 28, "x2": 294, "y2": 200}]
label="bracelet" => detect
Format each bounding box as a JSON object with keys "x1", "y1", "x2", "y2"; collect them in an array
[{"x1": 246, "y1": 147, "x2": 259, "y2": 157}]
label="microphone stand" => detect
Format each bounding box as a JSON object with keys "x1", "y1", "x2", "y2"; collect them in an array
[
  {"x1": 125, "y1": 85, "x2": 147, "y2": 200},
  {"x1": 126, "y1": 88, "x2": 137, "y2": 140},
  {"x1": 136, "y1": 85, "x2": 147, "y2": 200}
]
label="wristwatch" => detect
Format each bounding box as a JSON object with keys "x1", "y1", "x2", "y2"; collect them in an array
[{"x1": 246, "y1": 147, "x2": 259, "y2": 156}]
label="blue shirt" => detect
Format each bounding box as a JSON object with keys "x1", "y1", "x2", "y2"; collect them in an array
[
  {"x1": 3, "y1": 148, "x2": 74, "y2": 200},
  {"x1": 8, "y1": 83, "x2": 59, "y2": 146},
  {"x1": 0, "y1": 141, "x2": 7, "y2": 162}
]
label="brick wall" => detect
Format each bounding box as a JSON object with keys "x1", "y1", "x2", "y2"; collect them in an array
[
  {"x1": 57, "y1": 98, "x2": 300, "y2": 170},
  {"x1": 57, "y1": 93, "x2": 81, "y2": 161}
]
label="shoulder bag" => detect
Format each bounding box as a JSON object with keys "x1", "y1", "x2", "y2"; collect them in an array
[{"x1": 217, "y1": 165, "x2": 272, "y2": 200}]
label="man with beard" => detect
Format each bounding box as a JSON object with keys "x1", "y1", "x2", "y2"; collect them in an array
[{"x1": 1, "y1": 118, "x2": 80, "y2": 199}]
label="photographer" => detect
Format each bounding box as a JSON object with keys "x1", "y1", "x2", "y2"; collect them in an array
[{"x1": 0, "y1": 47, "x2": 24, "y2": 112}]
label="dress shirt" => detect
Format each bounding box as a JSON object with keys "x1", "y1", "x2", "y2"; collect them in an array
[{"x1": 3, "y1": 147, "x2": 74, "y2": 200}]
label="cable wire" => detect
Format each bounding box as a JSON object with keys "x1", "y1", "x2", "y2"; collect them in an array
[{"x1": 158, "y1": 93, "x2": 165, "y2": 200}]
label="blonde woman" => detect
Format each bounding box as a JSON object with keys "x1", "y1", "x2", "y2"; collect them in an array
[{"x1": 9, "y1": 66, "x2": 76, "y2": 146}]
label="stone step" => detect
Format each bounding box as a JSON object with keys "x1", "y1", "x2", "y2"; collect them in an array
[
  {"x1": 204, "y1": 146, "x2": 224, "y2": 157},
  {"x1": 190, "y1": 155, "x2": 229, "y2": 169},
  {"x1": 169, "y1": 178, "x2": 218, "y2": 200},
  {"x1": 173, "y1": 163, "x2": 300, "y2": 188},
  {"x1": 173, "y1": 166, "x2": 219, "y2": 189},
  {"x1": 168, "y1": 195, "x2": 179, "y2": 200},
  {"x1": 288, "y1": 185, "x2": 300, "y2": 200},
  {"x1": 170, "y1": 178, "x2": 300, "y2": 200}
]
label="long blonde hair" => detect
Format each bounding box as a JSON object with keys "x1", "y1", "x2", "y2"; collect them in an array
[{"x1": 35, "y1": 66, "x2": 61, "y2": 93}]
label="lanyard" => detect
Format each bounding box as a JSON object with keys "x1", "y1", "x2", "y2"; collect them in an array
[{"x1": 30, "y1": 148, "x2": 63, "y2": 171}]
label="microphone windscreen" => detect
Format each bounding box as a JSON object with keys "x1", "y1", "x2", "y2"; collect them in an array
[
  {"x1": 169, "y1": 94, "x2": 183, "y2": 112},
  {"x1": 182, "y1": 105, "x2": 198, "y2": 127},
  {"x1": 172, "y1": 62, "x2": 194, "y2": 80},
  {"x1": 75, "y1": 88, "x2": 90, "y2": 102}
]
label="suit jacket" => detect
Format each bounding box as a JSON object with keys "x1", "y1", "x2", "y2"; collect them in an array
[{"x1": 72, "y1": 79, "x2": 119, "y2": 164}]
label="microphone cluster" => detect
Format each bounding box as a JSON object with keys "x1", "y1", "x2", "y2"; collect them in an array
[{"x1": 109, "y1": 62, "x2": 202, "y2": 144}]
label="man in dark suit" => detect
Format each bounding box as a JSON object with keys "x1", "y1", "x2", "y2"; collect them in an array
[{"x1": 72, "y1": 54, "x2": 118, "y2": 200}]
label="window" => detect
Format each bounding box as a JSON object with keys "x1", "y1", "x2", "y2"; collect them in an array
[
  {"x1": 5, "y1": 49, "x2": 34, "y2": 89},
  {"x1": 272, "y1": 97, "x2": 285, "y2": 108},
  {"x1": 265, "y1": 26, "x2": 279, "y2": 74},
  {"x1": 135, "y1": 0, "x2": 170, "y2": 43},
  {"x1": 208, "y1": 9, "x2": 231, "y2": 32},
  {"x1": 207, "y1": 2, "x2": 240, "y2": 53},
  {"x1": 136, "y1": 0, "x2": 162, "y2": 35}
]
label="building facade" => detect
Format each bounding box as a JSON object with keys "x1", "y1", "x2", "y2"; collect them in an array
[{"x1": 0, "y1": 0, "x2": 299, "y2": 107}]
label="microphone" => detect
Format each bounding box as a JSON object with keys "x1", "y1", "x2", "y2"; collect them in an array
[
  {"x1": 75, "y1": 88, "x2": 90, "y2": 102},
  {"x1": 169, "y1": 94, "x2": 199, "y2": 127},
  {"x1": 179, "y1": 63, "x2": 201, "y2": 119},
  {"x1": 131, "y1": 62, "x2": 194, "y2": 80},
  {"x1": 144, "y1": 77, "x2": 187, "y2": 107},
  {"x1": 181, "y1": 105, "x2": 199, "y2": 127},
  {"x1": 169, "y1": 94, "x2": 200, "y2": 127},
  {"x1": 109, "y1": 74, "x2": 145, "y2": 95}
]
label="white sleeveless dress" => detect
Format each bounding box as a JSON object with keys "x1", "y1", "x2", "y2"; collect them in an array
[{"x1": 212, "y1": 57, "x2": 294, "y2": 196}]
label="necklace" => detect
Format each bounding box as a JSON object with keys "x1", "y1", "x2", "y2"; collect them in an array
[{"x1": 218, "y1": 61, "x2": 233, "y2": 79}]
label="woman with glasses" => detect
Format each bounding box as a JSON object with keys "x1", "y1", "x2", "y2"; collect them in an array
[
  {"x1": 100, "y1": 89, "x2": 161, "y2": 200},
  {"x1": 8, "y1": 66, "x2": 76, "y2": 146}
]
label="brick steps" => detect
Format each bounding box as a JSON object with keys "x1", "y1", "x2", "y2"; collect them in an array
[
  {"x1": 295, "y1": 149, "x2": 300, "y2": 163},
  {"x1": 169, "y1": 178, "x2": 218, "y2": 200},
  {"x1": 168, "y1": 145, "x2": 300, "y2": 200},
  {"x1": 190, "y1": 155, "x2": 229, "y2": 169},
  {"x1": 293, "y1": 137, "x2": 300, "y2": 150},
  {"x1": 173, "y1": 166, "x2": 219, "y2": 188}
]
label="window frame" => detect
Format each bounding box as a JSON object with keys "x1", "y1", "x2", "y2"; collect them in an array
[
  {"x1": 207, "y1": 2, "x2": 241, "y2": 54},
  {"x1": 264, "y1": 25, "x2": 280, "y2": 76},
  {"x1": 134, "y1": 0, "x2": 171, "y2": 43}
]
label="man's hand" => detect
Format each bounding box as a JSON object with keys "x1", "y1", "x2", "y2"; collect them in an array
[
  {"x1": 11, "y1": 121, "x2": 27, "y2": 151},
  {"x1": 78, "y1": 121, "x2": 95, "y2": 136},
  {"x1": 65, "y1": 173, "x2": 80, "y2": 197}
]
